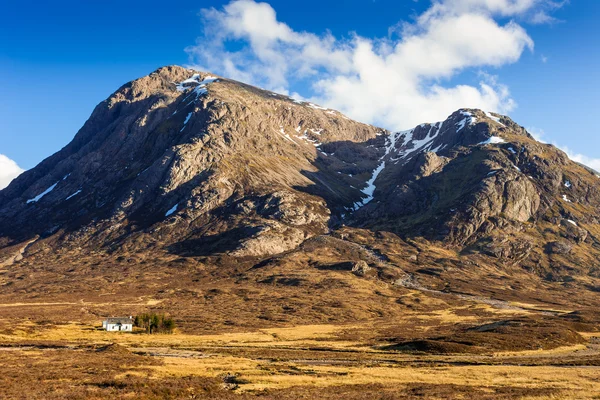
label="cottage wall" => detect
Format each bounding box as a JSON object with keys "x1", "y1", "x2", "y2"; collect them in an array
[{"x1": 106, "y1": 323, "x2": 133, "y2": 332}]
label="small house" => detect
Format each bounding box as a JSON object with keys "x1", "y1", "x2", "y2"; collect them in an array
[{"x1": 102, "y1": 317, "x2": 133, "y2": 332}]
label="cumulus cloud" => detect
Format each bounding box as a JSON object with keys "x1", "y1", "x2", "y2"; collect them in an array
[
  {"x1": 526, "y1": 126, "x2": 546, "y2": 142},
  {"x1": 561, "y1": 148, "x2": 600, "y2": 172},
  {"x1": 527, "y1": 127, "x2": 600, "y2": 171},
  {"x1": 0, "y1": 154, "x2": 24, "y2": 190},
  {"x1": 420, "y1": 0, "x2": 567, "y2": 22},
  {"x1": 186, "y1": 0, "x2": 566, "y2": 130}
]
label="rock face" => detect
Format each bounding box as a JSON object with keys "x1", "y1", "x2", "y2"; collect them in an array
[
  {"x1": 349, "y1": 109, "x2": 600, "y2": 256},
  {"x1": 1, "y1": 66, "x2": 599, "y2": 283},
  {"x1": 0, "y1": 66, "x2": 381, "y2": 257}
]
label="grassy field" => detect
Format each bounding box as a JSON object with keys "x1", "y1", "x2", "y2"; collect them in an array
[
  {"x1": 1, "y1": 309, "x2": 599, "y2": 399},
  {"x1": 1, "y1": 227, "x2": 599, "y2": 399}
]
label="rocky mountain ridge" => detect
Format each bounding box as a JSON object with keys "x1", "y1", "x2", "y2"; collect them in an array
[{"x1": 1, "y1": 66, "x2": 599, "y2": 290}]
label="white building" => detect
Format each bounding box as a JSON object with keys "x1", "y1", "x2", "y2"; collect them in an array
[{"x1": 102, "y1": 317, "x2": 133, "y2": 332}]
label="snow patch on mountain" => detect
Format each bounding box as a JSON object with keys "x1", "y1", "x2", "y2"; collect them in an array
[
  {"x1": 479, "y1": 136, "x2": 506, "y2": 145},
  {"x1": 456, "y1": 110, "x2": 476, "y2": 132},
  {"x1": 181, "y1": 112, "x2": 193, "y2": 132},
  {"x1": 176, "y1": 74, "x2": 219, "y2": 92},
  {"x1": 177, "y1": 74, "x2": 200, "y2": 89},
  {"x1": 27, "y1": 182, "x2": 59, "y2": 204},
  {"x1": 295, "y1": 130, "x2": 321, "y2": 147},
  {"x1": 165, "y1": 204, "x2": 178, "y2": 217},
  {"x1": 27, "y1": 174, "x2": 72, "y2": 204},
  {"x1": 66, "y1": 190, "x2": 82, "y2": 200},
  {"x1": 485, "y1": 111, "x2": 506, "y2": 127},
  {"x1": 176, "y1": 74, "x2": 219, "y2": 106},
  {"x1": 306, "y1": 102, "x2": 328, "y2": 111},
  {"x1": 353, "y1": 162, "x2": 385, "y2": 210},
  {"x1": 276, "y1": 128, "x2": 297, "y2": 145},
  {"x1": 353, "y1": 127, "x2": 422, "y2": 210}
]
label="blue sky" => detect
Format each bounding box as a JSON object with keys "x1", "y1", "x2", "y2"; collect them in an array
[{"x1": 1, "y1": 0, "x2": 599, "y2": 182}]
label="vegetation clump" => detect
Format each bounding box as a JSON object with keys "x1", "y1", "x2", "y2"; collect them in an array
[{"x1": 134, "y1": 313, "x2": 176, "y2": 334}]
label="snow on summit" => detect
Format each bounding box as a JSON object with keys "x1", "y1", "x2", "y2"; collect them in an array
[
  {"x1": 175, "y1": 73, "x2": 219, "y2": 92},
  {"x1": 175, "y1": 73, "x2": 220, "y2": 101},
  {"x1": 456, "y1": 110, "x2": 476, "y2": 132}
]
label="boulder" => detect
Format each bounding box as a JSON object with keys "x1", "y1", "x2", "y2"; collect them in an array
[{"x1": 352, "y1": 260, "x2": 373, "y2": 277}]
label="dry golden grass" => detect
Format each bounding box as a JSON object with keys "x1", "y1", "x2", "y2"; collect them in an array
[
  {"x1": 145, "y1": 356, "x2": 600, "y2": 396},
  {"x1": 0, "y1": 320, "x2": 369, "y2": 351},
  {"x1": 579, "y1": 332, "x2": 600, "y2": 339},
  {"x1": 0, "y1": 279, "x2": 597, "y2": 400},
  {"x1": 506, "y1": 301, "x2": 573, "y2": 314},
  {"x1": 492, "y1": 344, "x2": 588, "y2": 357},
  {"x1": 1, "y1": 317, "x2": 599, "y2": 399},
  {"x1": 261, "y1": 324, "x2": 346, "y2": 340}
]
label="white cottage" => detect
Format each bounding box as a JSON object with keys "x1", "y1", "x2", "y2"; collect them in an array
[{"x1": 102, "y1": 317, "x2": 133, "y2": 332}]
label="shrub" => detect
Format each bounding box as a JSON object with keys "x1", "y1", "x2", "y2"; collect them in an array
[{"x1": 134, "y1": 313, "x2": 176, "y2": 334}]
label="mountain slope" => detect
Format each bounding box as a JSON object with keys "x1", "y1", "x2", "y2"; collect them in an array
[
  {"x1": 0, "y1": 66, "x2": 385, "y2": 256},
  {"x1": 350, "y1": 109, "x2": 600, "y2": 284},
  {"x1": 0, "y1": 66, "x2": 599, "y2": 325}
]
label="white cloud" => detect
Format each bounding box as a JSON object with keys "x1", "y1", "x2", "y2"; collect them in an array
[
  {"x1": 0, "y1": 154, "x2": 24, "y2": 190},
  {"x1": 527, "y1": 127, "x2": 600, "y2": 171},
  {"x1": 526, "y1": 126, "x2": 546, "y2": 142},
  {"x1": 561, "y1": 147, "x2": 600, "y2": 171},
  {"x1": 187, "y1": 0, "x2": 549, "y2": 130},
  {"x1": 421, "y1": 0, "x2": 561, "y2": 19},
  {"x1": 530, "y1": 10, "x2": 558, "y2": 24},
  {"x1": 420, "y1": 0, "x2": 567, "y2": 24},
  {"x1": 186, "y1": 1, "x2": 580, "y2": 130}
]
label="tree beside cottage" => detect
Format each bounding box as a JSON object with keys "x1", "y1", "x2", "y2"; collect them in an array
[{"x1": 134, "y1": 313, "x2": 176, "y2": 334}]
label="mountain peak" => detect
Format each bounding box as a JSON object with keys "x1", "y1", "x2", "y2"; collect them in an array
[{"x1": 1, "y1": 68, "x2": 598, "y2": 272}]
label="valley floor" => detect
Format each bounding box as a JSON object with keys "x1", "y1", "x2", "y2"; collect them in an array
[
  {"x1": 1, "y1": 302, "x2": 599, "y2": 399},
  {"x1": 1, "y1": 231, "x2": 599, "y2": 398}
]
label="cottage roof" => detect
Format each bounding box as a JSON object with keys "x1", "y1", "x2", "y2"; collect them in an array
[{"x1": 104, "y1": 317, "x2": 133, "y2": 324}]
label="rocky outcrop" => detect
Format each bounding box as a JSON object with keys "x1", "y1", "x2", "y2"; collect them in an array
[
  {"x1": 0, "y1": 67, "x2": 599, "y2": 275},
  {"x1": 447, "y1": 170, "x2": 540, "y2": 244},
  {"x1": 480, "y1": 237, "x2": 534, "y2": 261},
  {"x1": 560, "y1": 220, "x2": 588, "y2": 244},
  {"x1": 411, "y1": 152, "x2": 450, "y2": 179},
  {"x1": 351, "y1": 260, "x2": 373, "y2": 277},
  {"x1": 547, "y1": 240, "x2": 573, "y2": 255}
]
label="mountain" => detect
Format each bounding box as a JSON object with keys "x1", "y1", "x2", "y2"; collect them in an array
[
  {"x1": 0, "y1": 66, "x2": 383, "y2": 257},
  {"x1": 1, "y1": 66, "x2": 599, "y2": 331}
]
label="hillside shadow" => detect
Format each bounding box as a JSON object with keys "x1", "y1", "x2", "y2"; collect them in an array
[
  {"x1": 293, "y1": 135, "x2": 499, "y2": 243},
  {"x1": 166, "y1": 226, "x2": 262, "y2": 257},
  {"x1": 291, "y1": 136, "x2": 385, "y2": 229}
]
